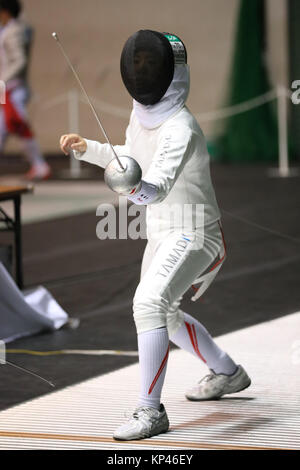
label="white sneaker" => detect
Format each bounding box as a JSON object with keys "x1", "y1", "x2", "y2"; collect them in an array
[
  {"x1": 25, "y1": 163, "x2": 51, "y2": 181},
  {"x1": 185, "y1": 365, "x2": 251, "y2": 401},
  {"x1": 113, "y1": 404, "x2": 169, "y2": 440}
]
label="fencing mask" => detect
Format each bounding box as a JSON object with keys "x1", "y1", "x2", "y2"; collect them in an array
[{"x1": 120, "y1": 30, "x2": 187, "y2": 105}]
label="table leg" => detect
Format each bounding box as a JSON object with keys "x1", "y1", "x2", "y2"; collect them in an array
[{"x1": 14, "y1": 195, "x2": 23, "y2": 289}]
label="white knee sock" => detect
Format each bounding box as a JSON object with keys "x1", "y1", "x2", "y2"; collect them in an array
[
  {"x1": 170, "y1": 312, "x2": 237, "y2": 375},
  {"x1": 138, "y1": 327, "x2": 169, "y2": 410},
  {"x1": 21, "y1": 137, "x2": 46, "y2": 166}
]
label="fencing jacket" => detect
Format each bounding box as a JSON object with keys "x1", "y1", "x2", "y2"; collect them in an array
[
  {"x1": 74, "y1": 104, "x2": 221, "y2": 239},
  {"x1": 0, "y1": 19, "x2": 30, "y2": 90}
]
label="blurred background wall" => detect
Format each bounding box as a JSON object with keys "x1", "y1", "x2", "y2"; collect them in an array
[{"x1": 3, "y1": 0, "x2": 289, "y2": 154}]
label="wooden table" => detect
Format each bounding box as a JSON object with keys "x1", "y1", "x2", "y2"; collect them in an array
[{"x1": 0, "y1": 184, "x2": 33, "y2": 289}]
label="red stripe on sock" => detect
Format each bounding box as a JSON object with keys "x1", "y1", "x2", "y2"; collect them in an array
[
  {"x1": 192, "y1": 324, "x2": 207, "y2": 363},
  {"x1": 185, "y1": 322, "x2": 196, "y2": 352},
  {"x1": 185, "y1": 322, "x2": 207, "y2": 363},
  {"x1": 3, "y1": 91, "x2": 33, "y2": 138},
  {"x1": 148, "y1": 345, "x2": 169, "y2": 395}
]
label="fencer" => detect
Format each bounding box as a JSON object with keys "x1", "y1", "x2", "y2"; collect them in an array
[
  {"x1": 60, "y1": 30, "x2": 251, "y2": 441},
  {"x1": 0, "y1": 0, "x2": 51, "y2": 180}
]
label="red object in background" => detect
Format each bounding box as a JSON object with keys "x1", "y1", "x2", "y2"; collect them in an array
[{"x1": 2, "y1": 90, "x2": 33, "y2": 138}]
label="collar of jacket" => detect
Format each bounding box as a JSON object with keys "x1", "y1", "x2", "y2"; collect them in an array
[{"x1": 133, "y1": 64, "x2": 190, "y2": 130}]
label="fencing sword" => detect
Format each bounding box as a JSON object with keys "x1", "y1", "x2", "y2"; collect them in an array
[{"x1": 52, "y1": 32, "x2": 142, "y2": 194}]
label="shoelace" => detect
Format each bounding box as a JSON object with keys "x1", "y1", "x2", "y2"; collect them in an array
[
  {"x1": 198, "y1": 372, "x2": 216, "y2": 384},
  {"x1": 123, "y1": 408, "x2": 152, "y2": 420},
  {"x1": 133, "y1": 407, "x2": 156, "y2": 420}
]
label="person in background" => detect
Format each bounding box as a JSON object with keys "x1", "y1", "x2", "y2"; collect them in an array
[{"x1": 0, "y1": 0, "x2": 51, "y2": 180}]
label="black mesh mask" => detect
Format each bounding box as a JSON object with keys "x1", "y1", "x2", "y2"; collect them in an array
[{"x1": 120, "y1": 30, "x2": 175, "y2": 105}]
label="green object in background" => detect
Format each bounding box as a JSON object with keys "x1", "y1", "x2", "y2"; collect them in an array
[
  {"x1": 211, "y1": 0, "x2": 278, "y2": 163},
  {"x1": 288, "y1": 0, "x2": 300, "y2": 161}
]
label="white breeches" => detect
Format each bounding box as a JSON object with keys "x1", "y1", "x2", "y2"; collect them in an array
[{"x1": 133, "y1": 220, "x2": 226, "y2": 336}]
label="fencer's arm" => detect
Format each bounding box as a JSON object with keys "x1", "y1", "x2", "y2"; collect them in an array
[
  {"x1": 72, "y1": 139, "x2": 130, "y2": 169},
  {"x1": 132, "y1": 125, "x2": 193, "y2": 205},
  {"x1": 71, "y1": 123, "x2": 131, "y2": 169},
  {"x1": 59, "y1": 133, "x2": 116, "y2": 168}
]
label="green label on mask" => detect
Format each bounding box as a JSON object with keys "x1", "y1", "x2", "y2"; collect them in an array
[
  {"x1": 164, "y1": 34, "x2": 186, "y2": 65},
  {"x1": 164, "y1": 34, "x2": 181, "y2": 42}
]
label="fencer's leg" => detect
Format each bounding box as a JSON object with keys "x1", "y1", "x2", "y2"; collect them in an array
[
  {"x1": 132, "y1": 231, "x2": 208, "y2": 410},
  {"x1": 169, "y1": 311, "x2": 237, "y2": 375},
  {"x1": 113, "y1": 328, "x2": 170, "y2": 441},
  {"x1": 21, "y1": 138, "x2": 51, "y2": 180},
  {"x1": 21, "y1": 134, "x2": 42, "y2": 165},
  {"x1": 8, "y1": 86, "x2": 50, "y2": 178},
  {"x1": 167, "y1": 308, "x2": 251, "y2": 400},
  {"x1": 113, "y1": 326, "x2": 170, "y2": 440},
  {"x1": 114, "y1": 237, "x2": 170, "y2": 439},
  {"x1": 21, "y1": 136, "x2": 47, "y2": 166},
  {"x1": 137, "y1": 327, "x2": 169, "y2": 409}
]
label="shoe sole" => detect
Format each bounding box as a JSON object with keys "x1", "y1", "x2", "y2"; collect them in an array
[
  {"x1": 24, "y1": 170, "x2": 52, "y2": 181},
  {"x1": 186, "y1": 378, "x2": 251, "y2": 401},
  {"x1": 113, "y1": 425, "x2": 169, "y2": 441},
  {"x1": 25, "y1": 174, "x2": 52, "y2": 182}
]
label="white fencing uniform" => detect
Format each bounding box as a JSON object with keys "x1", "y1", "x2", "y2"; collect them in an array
[
  {"x1": 0, "y1": 18, "x2": 48, "y2": 177},
  {"x1": 0, "y1": 18, "x2": 31, "y2": 143},
  {"x1": 74, "y1": 102, "x2": 226, "y2": 336},
  {"x1": 106, "y1": 33, "x2": 241, "y2": 433}
]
